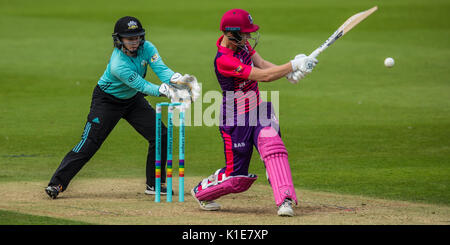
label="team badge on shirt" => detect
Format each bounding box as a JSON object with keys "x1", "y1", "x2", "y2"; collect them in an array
[
  {"x1": 234, "y1": 65, "x2": 243, "y2": 74},
  {"x1": 151, "y1": 54, "x2": 159, "y2": 63}
]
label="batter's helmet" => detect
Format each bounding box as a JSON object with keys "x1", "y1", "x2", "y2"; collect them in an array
[
  {"x1": 220, "y1": 9, "x2": 259, "y2": 33},
  {"x1": 220, "y1": 9, "x2": 260, "y2": 49}
]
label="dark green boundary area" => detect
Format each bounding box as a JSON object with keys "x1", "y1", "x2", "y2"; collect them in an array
[{"x1": 0, "y1": 209, "x2": 94, "y2": 225}]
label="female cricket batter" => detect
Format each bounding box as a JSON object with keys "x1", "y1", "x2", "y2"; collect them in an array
[
  {"x1": 191, "y1": 9, "x2": 318, "y2": 216},
  {"x1": 45, "y1": 16, "x2": 197, "y2": 199}
]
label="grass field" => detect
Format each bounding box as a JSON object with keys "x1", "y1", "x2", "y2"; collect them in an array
[
  {"x1": 0, "y1": 209, "x2": 92, "y2": 225},
  {"x1": 0, "y1": 0, "x2": 449, "y2": 225}
]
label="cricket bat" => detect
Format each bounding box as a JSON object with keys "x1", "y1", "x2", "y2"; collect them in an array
[{"x1": 309, "y1": 6, "x2": 378, "y2": 59}]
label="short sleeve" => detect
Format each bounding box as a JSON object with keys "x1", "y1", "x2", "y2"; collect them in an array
[{"x1": 216, "y1": 55, "x2": 252, "y2": 79}]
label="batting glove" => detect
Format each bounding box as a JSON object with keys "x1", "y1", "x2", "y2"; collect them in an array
[
  {"x1": 290, "y1": 54, "x2": 318, "y2": 74},
  {"x1": 286, "y1": 70, "x2": 305, "y2": 84}
]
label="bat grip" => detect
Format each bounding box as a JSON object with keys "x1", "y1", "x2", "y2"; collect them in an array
[{"x1": 309, "y1": 48, "x2": 321, "y2": 58}]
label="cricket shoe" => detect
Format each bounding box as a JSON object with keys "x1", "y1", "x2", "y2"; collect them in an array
[
  {"x1": 190, "y1": 188, "x2": 221, "y2": 211},
  {"x1": 45, "y1": 184, "x2": 62, "y2": 199},
  {"x1": 277, "y1": 198, "x2": 295, "y2": 217},
  {"x1": 145, "y1": 185, "x2": 174, "y2": 195}
]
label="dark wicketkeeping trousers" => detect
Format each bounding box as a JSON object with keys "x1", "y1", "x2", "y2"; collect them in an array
[{"x1": 48, "y1": 85, "x2": 167, "y2": 191}]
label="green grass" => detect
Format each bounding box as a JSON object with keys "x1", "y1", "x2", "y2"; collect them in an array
[
  {"x1": 0, "y1": 210, "x2": 93, "y2": 225},
  {"x1": 0, "y1": 0, "x2": 449, "y2": 220}
]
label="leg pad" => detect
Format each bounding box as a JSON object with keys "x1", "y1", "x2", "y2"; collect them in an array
[
  {"x1": 258, "y1": 127, "x2": 298, "y2": 206},
  {"x1": 193, "y1": 169, "x2": 257, "y2": 201}
]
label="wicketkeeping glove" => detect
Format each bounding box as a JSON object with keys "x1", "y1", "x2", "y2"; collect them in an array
[
  {"x1": 158, "y1": 83, "x2": 193, "y2": 103},
  {"x1": 170, "y1": 72, "x2": 201, "y2": 102}
]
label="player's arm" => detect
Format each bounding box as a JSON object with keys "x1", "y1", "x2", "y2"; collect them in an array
[
  {"x1": 250, "y1": 53, "x2": 319, "y2": 83},
  {"x1": 111, "y1": 62, "x2": 161, "y2": 96},
  {"x1": 251, "y1": 51, "x2": 276, "y2": 69},
  {"x1": 217, "y1": 54, "x2": 289, "y2": 82},
  {"x1": 145, "y1": 42, "x2": 176, "y2": 84},
  {"x1": 146, "y1": 41, "x2": 200, "y2": 100},
  {"x1": 247, "y1": 63, "x2": 293, "y2": 82},
  {"x1": 249, "y1": 51, "x2": 317, "y2": 83},
  {"x1": 111, "y1": 63, "x2": 193, "y2": 102}
]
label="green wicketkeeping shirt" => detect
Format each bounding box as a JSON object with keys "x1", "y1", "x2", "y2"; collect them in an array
[{"x1": 97, "y1": 40, "x2": 175, "y2": 99}]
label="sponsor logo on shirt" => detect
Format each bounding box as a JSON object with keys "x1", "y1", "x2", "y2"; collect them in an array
[
  {"x1": 234, "y1": 142, "x2": 246, "y2": 148},
  {"x1": 150, "y1": 53, "x2": 159, "y2": 63},
  {"x1": 128, "y1": 73, "x2": 138, "y2": 83}
]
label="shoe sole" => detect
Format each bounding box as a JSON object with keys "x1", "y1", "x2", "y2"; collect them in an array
[
  {"x1": 144, "y1": 190, "x2": 170, "y2": 195},
  {"x1": 190, "y1": 189, "x2": 221, "y2": 211},
  {"x1": 277, "y1": 208, "x2": 294, "y2": 217},
  {"x1": 278, "y1": 212, "x2": 294, "y2": 217},
  {"x1": 45, "y1": 188, "x2": 58, "y2": 199}
]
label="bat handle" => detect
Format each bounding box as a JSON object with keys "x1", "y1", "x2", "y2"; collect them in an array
[
  {"x1": 302, "y1": 48, "x2": 320, "y2": 70},
  {"x1": 309, "y1": 48, "x2": 322, "y2": 59}
]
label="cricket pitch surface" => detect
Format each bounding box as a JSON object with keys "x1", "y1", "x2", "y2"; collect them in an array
[{"x1": 0, "y1": 177, "x2": 448, "y2": 225}]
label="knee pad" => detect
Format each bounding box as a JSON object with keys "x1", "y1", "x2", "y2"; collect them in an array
[
  {"x1": 257, "y1": 127, "x2": 298, "y2": 206},
  {"x1": 257, "y1": 127, "x2": 287, "y2": 159},
  {"x1": 193, "y1": 169, "x2": 257, "y2": 201}
]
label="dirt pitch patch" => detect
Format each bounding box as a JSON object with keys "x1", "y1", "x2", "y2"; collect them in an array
[{"x1": 0, "y1": 177, "x2": 448, "y2": 225}]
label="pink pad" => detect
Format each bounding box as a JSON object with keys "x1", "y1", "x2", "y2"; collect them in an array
[
  {"x1": 194, "y1": 170, "x2": 257, "y2": 201},
  {"x1": 257, "y1": 127, "x2": 298, "y2": 206}
]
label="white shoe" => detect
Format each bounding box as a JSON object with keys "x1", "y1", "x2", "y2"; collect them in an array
[
  {"x1": 191, "y1": 188, "x2": 221, "y2": 211},
  {"x1": 145, "y1": 185, "x2": 172, "y2": 195},
  {"x1": 277, "y1": 198, "x2": 294, "y2": 217}
]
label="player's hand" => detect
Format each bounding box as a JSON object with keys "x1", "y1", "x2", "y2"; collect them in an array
[
  {"x1": 158, "y1": 83, "x2": 195, "y2": 104},
  {"x1": 158, "y1": 83, "x2": 176, "y2": 99},
  {"x1": 286, "y1": 70, "x2": 305, "y2": 84},
  {"x1": 170, "y1": 72, "x2": 201, "y2": 102},
  {"x1": 290, "y1": 54, "x2": 318, "y2": 74},
  {"x1": 170, "y1": 73, "x2": 184, "y2": 83}
]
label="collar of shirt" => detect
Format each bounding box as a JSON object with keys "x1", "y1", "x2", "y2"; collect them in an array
[{"x1": 216, "y1": 35, "x2": 235, "y2": 55}]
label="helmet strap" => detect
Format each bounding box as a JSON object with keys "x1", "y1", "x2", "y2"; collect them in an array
[{"x1": 112, "y1": 33, "x2": 123, "y2": 49}]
